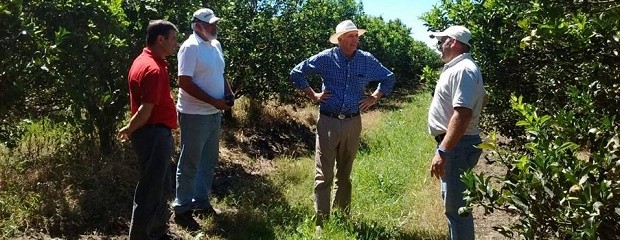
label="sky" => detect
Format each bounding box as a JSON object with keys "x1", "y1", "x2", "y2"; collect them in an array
[{"x1": 359, "y1": 0, "x2": 440, "y2": 48}]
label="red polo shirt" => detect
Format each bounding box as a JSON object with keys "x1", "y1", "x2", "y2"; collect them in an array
[{"x1": 127, "y1": 47, "x2": 177, "y2": 129}]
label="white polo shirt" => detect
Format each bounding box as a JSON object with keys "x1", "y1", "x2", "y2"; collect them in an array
[
  {"x1": 176, "y1": 33, "x2": 225, "y2": 115},
  {"x1": 428, "y1": 53, "x2": 485, "y2": 136}
]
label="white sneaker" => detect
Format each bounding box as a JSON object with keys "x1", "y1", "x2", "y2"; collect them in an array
[{"x1": 315, "y1": 225, "x2": 323, "y2": 239}]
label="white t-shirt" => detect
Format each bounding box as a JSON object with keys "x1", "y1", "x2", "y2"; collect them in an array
[
  {"x1": 428, "y1": 53, "x2": 485, "y2": 136},
  {"x1": 176, "y1": 33, "x2": 225, "y2": 115}
]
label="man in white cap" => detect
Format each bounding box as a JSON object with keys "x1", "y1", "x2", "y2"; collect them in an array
[
  {"x1": 290, "y1": 19, "x2": 395, "y2": 231},
  {"x1": 172, "y1": 7, "x2": 234, "y2": 231},
  {"x1": 428, "y1": 25, "x2": 485, "y2": 240}
]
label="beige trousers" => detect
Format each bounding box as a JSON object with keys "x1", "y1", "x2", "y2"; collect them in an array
[{"x1": 314, "y1": 114, "x2": 362, "y2": 225}]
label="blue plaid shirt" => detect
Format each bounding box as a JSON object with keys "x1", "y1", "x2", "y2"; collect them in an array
[{"x1": 290, "y1": 47, "x2": 395, "y2": 114}]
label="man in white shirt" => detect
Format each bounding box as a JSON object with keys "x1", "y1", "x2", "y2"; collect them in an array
[
  {"x1": 172, "y1": 8, "x2": 234, "y2": 231},
  {"x1": 428, "y1": 25, "x2": 485, "y2": 240}
]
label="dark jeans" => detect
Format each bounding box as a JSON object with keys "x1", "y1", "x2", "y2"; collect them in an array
[{"x1": 128, "y1": 125, "x2": 173, "y2": 240}]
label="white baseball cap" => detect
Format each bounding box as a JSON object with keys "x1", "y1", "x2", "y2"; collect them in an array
[
  {"x1": 430, "y1": 25, "x2": 472, "y2": 47},
  {"x1": 192, "y1": 8, "x2": 220, "y2": 24},
  {"x1": 329, "y1": 20, "x2": 366, "y2": 44}
]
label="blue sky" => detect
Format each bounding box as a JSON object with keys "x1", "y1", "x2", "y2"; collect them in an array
[{"x1": 359, "y1": 0, "x2": 440, "y2": 48}]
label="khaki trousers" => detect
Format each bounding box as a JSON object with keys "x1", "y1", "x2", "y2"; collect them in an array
[{"x1": 314, "y1": 114, "x2": 362, "y2": 225}]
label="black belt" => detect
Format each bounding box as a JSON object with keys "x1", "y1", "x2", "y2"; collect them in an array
[
  {"x1": 434, "y1": 133, "x2": 446, "y2": 143},
  {"x1": 320, "y1": 110, "x2": 360, "y2": 120}
]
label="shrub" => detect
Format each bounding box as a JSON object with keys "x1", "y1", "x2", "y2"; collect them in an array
[{"x1": 461, "y1": 96, "x2": 620, "y2": 239}]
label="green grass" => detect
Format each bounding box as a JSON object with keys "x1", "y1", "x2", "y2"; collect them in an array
[
  {"x1": 1, "y1": 93, "x2": 448, "y2": 239},
  {"x1": 256, "y1": 93, "x2": 447, "y2": 239}
]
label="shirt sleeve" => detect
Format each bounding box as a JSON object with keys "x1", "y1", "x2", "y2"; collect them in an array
[
  {"x1": 452, "y1": 67, "x2": 479, "y2": 109},
  {"x1": 213, "y1": 40, "x2": 223, "y2": 53},
  {"x1": 366, "y1": 54, "x2": 395, "y2": 95},
  {"x1": 177, "y1": 43, "x2": 197, "y2": 77},
  {"x1": 290, "y1": 53, "x2": 322, "y2": 89}
]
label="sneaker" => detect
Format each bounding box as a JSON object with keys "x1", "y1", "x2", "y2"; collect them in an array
[
  {"x1": 174, "y1": 211, "x2": 200, "y2": 231},
  {"x1": 315, "y1": 225, "x2": 323, "y2": 239},
  {"x1": 193, "y1": 205, "x2": 220, "y2": 218}
]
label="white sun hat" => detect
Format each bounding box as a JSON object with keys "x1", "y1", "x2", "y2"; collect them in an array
[
  {"x1": 329, "y1": 20, "x2": 367, "y2": 44},
  {"x1": 430, "y1": 25, "x2": 472, "y2": 47}
]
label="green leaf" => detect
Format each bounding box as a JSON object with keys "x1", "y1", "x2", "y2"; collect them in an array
[
  {"x1": 578, "y1": 175, "x2": 589, "y2": 185},
  {"x1": 516, "y1": 155, "x2": 528, "y2": 171},
  {"x1": 477, "y1": 142, "x2": 495, "y2": 150},
  {"x1": 538, "y1": 115, "x2": 551, "y2": 124},
  {"x1": 516, "y1": 120, "x2": 529, "y2": 126},
  {"x1": 557, "y1": 142, "x2": 578, "y2": 151}
]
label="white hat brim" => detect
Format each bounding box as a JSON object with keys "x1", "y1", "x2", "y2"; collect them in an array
[
  {"x1": 329, "y1": 29, "x2": 366, "y2": 44},
  {"x1": 208, "y1": 17, "x2": 221, "y2": 24}
]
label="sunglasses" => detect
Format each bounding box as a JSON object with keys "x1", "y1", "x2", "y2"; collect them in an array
[{"x1": 436, "y1": 37, "x2": 451, "y2": 50}]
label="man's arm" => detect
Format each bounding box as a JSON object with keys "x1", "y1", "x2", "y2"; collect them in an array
[
  {"x1": 359, "y1": 55, "x2": 394, "y2": 111},
  {"x1": 118, "y1": 103, "x2": 155, "y2": 141},
  {"x1": 430, "y1": 107, "x2": 472, "y2": 178},
  {"x1": 439, "y1": 107, "x2": 472, "y2": 151},
  {"x1": 301, "y1": 87, "x2": 330, "y2": 103},
  {"x1": 359, "y1": 90, "x2": 383, "y2": 111},
  {"x1": 178, "y1": 75, "x2": 229, "y2": 110},
  {"x1": 224, "y1": 78, "x2": 234, "y2": 96}
]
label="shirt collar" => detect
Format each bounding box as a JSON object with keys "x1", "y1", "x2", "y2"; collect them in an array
[
  {"x1": 142, "y1": 47, "x2": 168, "y2": 66},
  {"x1": 444, "y1": 53, "x2": 472, "y2": 69},
  {"x1": 335, "y1": 47, "x2": 358, "y2": 60},
  {"x1": 192, "y1": 32, "x2": 208, "y2": 44}
]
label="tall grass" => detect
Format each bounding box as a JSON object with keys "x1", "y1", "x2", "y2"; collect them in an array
[
  {"x1": 260, "y1": 93, "x2": 447, "y2": 239},
  {"x1": 0, "y1": 119, "x2": 137, "y2": 238}
]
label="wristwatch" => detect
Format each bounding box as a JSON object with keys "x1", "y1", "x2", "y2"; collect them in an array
[{"x1": 437, "y1": 146, "x2": 449, "y2": 157}]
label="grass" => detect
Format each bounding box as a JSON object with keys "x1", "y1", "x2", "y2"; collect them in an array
[
  {"x1": 0, "y1": 92, "x2": 448, "y2": 239},
  {"x1": 243, "y1": 93, "x2": 447, "y2": 239}
]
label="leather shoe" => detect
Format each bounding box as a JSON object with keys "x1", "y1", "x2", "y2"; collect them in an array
[{"x1": 174, "y1": 211, "x2": 200, "y2": 231}]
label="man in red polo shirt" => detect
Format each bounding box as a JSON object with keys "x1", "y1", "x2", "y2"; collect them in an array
[{"x1": 118, "y1": 19, "x2": 178, "y2": 240}]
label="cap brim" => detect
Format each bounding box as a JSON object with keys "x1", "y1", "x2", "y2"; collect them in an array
[
  {"x1": 430, "y1": 32, "x2": 472, "y2": 47},
  {"x1": 209, "y1": 17, "x2": 221, "y2": 24},
  {"x1": 192, "y1": 16, "x2": 221, "y2": 24},
  {"x1": 429, "y1": 31, "x2": 448, "y2": 39},
  {"x1": 329, "y1": 29, "x2": 366, "y2": 44}
]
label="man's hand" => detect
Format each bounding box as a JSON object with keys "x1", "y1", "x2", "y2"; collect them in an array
[
  {"x1": 117, "y1": 126, "x2": 131, "y2": 142},
  {"x1": 430, "y1": 152, "x2": 447, "y2": 179},
  {"x1": 212, "y1": 99, "x2": 231, "y2": 111},
  {"x1": 313, "y1": 90, "x2": 331, "y2": 103},
  {"x1": 359, "y1": 95, "x2": 378, "y2": 111}
]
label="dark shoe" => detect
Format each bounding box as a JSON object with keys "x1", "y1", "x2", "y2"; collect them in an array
[
  {"x1": 174, "y1": 211, "x2": 200, "y2": 231},
  {"x1": 193, "y1": 205, "x2": 220, "y2": 218}
]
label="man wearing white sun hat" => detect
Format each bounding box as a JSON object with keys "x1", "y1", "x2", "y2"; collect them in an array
[
  {"x1": 290, "y1": 19, "x2": 395, "y2": 230},
  {"x1": 428, "y1": 25, "x2": 485, "y2": 240}
]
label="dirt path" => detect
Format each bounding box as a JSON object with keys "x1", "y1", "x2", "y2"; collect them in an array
[{"x1": 473, "y1": 152, "x2": 517, "y2": 240}]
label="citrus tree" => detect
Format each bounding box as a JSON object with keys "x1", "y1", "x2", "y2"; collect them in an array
[{"x1": 422, "y1": 0, "x2": 620, "y2": 238}]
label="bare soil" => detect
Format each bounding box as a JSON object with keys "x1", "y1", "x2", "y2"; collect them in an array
[{"x1": 473, "y1": 152, "x2": 518, "y2": 240}]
